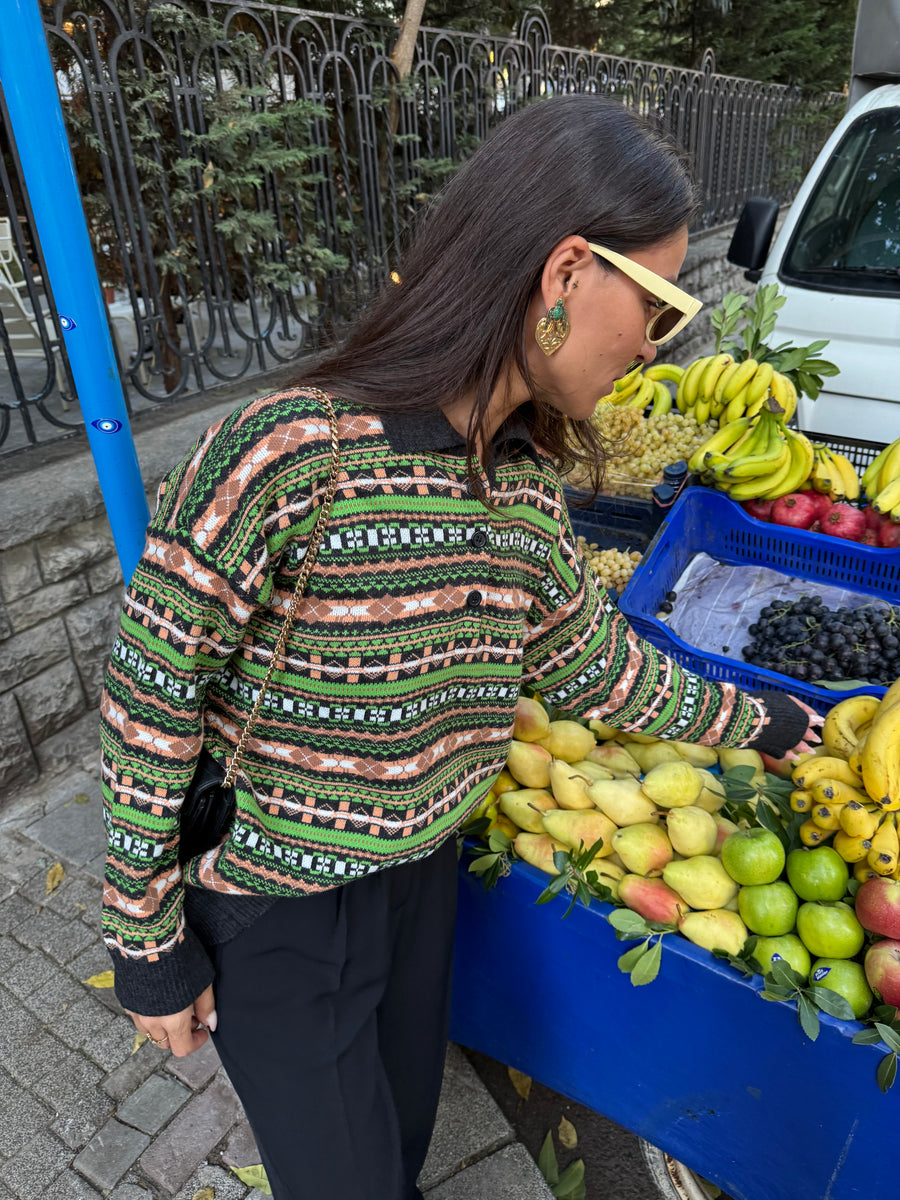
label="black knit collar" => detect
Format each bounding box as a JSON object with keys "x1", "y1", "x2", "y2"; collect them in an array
[{"x1": 379, "y1": 407, "x2": 538, "y2": 464}]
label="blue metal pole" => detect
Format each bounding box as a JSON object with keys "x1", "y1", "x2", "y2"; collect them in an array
[{"x1": 1, "y1": 0, "x2": 150, "y2": 583}]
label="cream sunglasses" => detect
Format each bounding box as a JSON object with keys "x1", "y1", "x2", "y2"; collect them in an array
[{"x1": 586, "y1": 242, "x2": 702, "y2": 346}]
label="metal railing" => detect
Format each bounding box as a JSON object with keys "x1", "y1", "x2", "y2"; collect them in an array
[{"x1": 0, "y1": 1, "x2": 844, "y2": 455}]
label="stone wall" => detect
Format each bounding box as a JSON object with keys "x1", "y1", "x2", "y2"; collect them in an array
[{"x1": 0, "y1": 220, "x2": 754, "y2": 805}]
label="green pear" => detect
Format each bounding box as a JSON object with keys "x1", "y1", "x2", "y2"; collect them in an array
[
  {"x1": 628, "y1": 741, "x2": 683, "y2": 773},
  {"x1": 588, "y1": 777, "x2": 660, "y2": 827},
  {"x1": 718, "y1": 747, "x2": 766, "y2": 786},
  {"x1": 512, "y1": 695, "x2": 550, "y2": 742},
  {"x1": 617, "y1": 731, "x2": 660, "y2": 745},
  {"x1": 499, "y1": 788, "x2": 557, "y2": 833},
  {"x1": 588, "y1": 718, "x2": 618, "y2": 740},
  {"x1": 589, "y1": 858, "x2": 625, "y2": 900},
  {"x1": 694, "y1": 769, "x2": 727, "y2": 813},
  {"x1": 672, "y1": 741, "x2": 719, "y2": 769},
  {"x1": 542, "y1": 809, "x2": 617, "y2": 857},
  {"x1": 506, "y1": 740, "x2": 552, "y2": 788},
  {"x1": 514, "y1": 832, "x2": 566, "y2": 875},
  {"x1": 548, "y1": 760, "x2": 594, "y2": 810},
  {"x1": 584, "y1": 744, "x2": 642, "y2": 778},
  {"x1": 536, "y1": 720, "x2": 596, "y2": 763},
  {"x1": 569, "y1": 759, "x2": 615, "y2": 784},
  {"x1": 666, "y1": 806, "x2": 718, "y2": 857},
  {"x1": 663, "y1": 855, "x2": 740, "y2": 910},
  {"x1": 641, "y1": 761, "x2": 703, "y2": 808},
  {"x1": 612, "y1": 823, "x2": 673, "y2": 876},
  {"x1": 678, "y1": 909, "x2": 748, "y2": 956}
]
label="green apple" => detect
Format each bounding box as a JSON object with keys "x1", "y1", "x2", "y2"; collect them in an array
[
  {"x1": 796, "y1": 901, "x2": 865, "y2": 959},
  {"x1": 810, "y1": 958, "x2": 873, "y2": 1020},
  {"x1": 720, "y1": 828, "x2": 785, "y2": 885},
  {"x1": 785, "y1": 847, "x2": 849, "y2": 902},
  {"x1": 737, "y1": 882, "x2": 798, "y2": 936},
  {"x1": 751, "y1": 934, "x2": 811, "y2": 981}
]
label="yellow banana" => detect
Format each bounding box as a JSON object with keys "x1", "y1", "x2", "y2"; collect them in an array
[
  {"x1": 649, "y1": 380, "x2": 673, "y2": 417},
  {"x1": 799, "y1": 819, "x2": 833, "y2": 847},
  {"x1": 811, "y1": 801, "x2": 846, "y2": 831},
  {"x1": 678, "y1": 356, "x2": 712, "y2": 410},
  {"x1": 875, "y1": 438, "x2": 900, "y2": 495},
  {"x1": 854, "y1": 859, "x2": 880, "y2": 883},
  {"x1": 861, "y1": 698, "x2": 900, "y2": 809},
  {"x1": 644, "y1": 362, "x2": 685, "y2": 383},
  {"x1": 867, "y1": 813, "x2": 899, "y2": 875},
  {"x1": 810, "y1": 446, "x2": 834, "y2": 495},
  {"x1": 862, "y1": 438, "x2": 899, "y2": 496},
  {"x1": 793, "y1": 755, "x2": 867, "y2": 790},
  {"x1": 826, "y1": 450, "x2": 860, "y2": 502},
  {"x1": 758, "y1": 429, "x2": 814, "y2": 500},
  {"x1": 704, "y1": 419, "x2": 770, "y2": 481},
  {"x1": 613, "y1": 363, "x2": 644, "y2": 395},
  {"x1": 722, "y1": 357, "x2": 760, "y2": 402},
  {"x1": 744, "y1": 361, "x2": 775, "y2": 407},
  {"x1": 726, "y1": 441, "x2": 794, "y2": 500},
  {"x1": 810, "y1": 777, "x2": 870, "y2": 807},
  {"x1": 722, "y1": 385, "x2": 753, "y2": 424},
  {"x1": 822, "y1": 694, "x2": 882, "y2": 760},
  {"x1": 839, "y1": 799, "x2": 881, "y2": 839},
  {"x1": 723, "y1": 416, "x2": 790, "y2": 481},
  {"x1": 833, "y1": 831, "x2": 874, "y2": 863},
  {"x1": 790, "y1": 789, "x2": 814, "y2": 813},
  {"x1": 697, "y1": 353, "x2": 734, "y2": 404},
  {"x1": 713, "y1": 361, "x2": 743, "y2": 406},
  {"x1": 625, "y1": 375, "x2": 656, "y2": 410},
  {"x1": 769, "y1": 371, "x2": 796, "y2": 422},
  {"x1": 687, "y1": 416, "x2": 753, "y2": 474},
  {"x1": 873, "y1": 475, "x2": 900, "y2": 516},
  {"x1": 694, "y1": 395, "x2": 712, "y2": 425}
]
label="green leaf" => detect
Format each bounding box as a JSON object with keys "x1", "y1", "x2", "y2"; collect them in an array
[
  {"x1": 874, "y1": 1022, "x2": 900, "y2": 1054},
  {"x1": 552, "y1": 850, "x2": 573, "y2": 873},
  {"x1": 468, "y1": 854, "x2": 499, "y2": 876},
  {"x1": 760, "y1": 984, "x2": 794, "y2": 1001},
  {"x1": 873, "y1": 1004, "x2": 899, "y2": 1023},
  {"x1": 554, "y1": 1158, "x2": 586, "y2": 1200},
  {"x1": 808, "y1": 986, "x2": 855, "y2": 1021},
  {"x1": 230, "y1": 1165, "x2": 271, "y2": 1194},
  {"x1": 877, "y1": 1051, "x2": 898, "y2": 1093},
  {"x1": 798, "y1": 993, "x2": 821, "y2": 1041},
  {"x1": 535, "y1": 875, "x2": 570, "y2": 905},
  {"x1": 607, "y1": 909, "x2": 652, "y2": 936},
  {"x1": 487, "y1": 830, "x2": 513, "y2": 853},
  {"x1": 538, "y1": 1131, "x2": 559, "y2": 1187},
  {"x1": 852, "y1": 1027, "x2": 884, "y2": 1045},
  {"x1": 631, "y1": 937, "x2": 663, "y2": 986},
  {"x1": 724, "y1": 764, "x2": 758, "y2": 783},
  {"x1": 617, "y1": 943, "x2": 649, "y2": 972},
  {"x1": 768, "y1": 959, "x2": 806, "y2": 990}
]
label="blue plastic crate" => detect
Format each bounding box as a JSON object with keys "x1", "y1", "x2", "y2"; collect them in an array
[
  {"x1": 617, "y1": 487, "x2": 900, "y2": 712},
  {"x1": 564, "y1": 485, "x2": 657, "y2": 551},
  {"x1": 450, "y1": 857, "x2": 891, "y2": 1200}
]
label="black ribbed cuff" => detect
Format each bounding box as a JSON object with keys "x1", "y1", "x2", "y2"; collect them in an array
[
  {"x1": 746, "y1": 691, "x2": 811, "y2": 759},
  {"x1": 108, "y1": 923, "x2": 216, "y2": 1017}
]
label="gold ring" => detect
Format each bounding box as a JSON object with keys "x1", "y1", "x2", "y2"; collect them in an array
[{"x1": 148, "y1": 1034, "x2": 170, "y2": 1047}]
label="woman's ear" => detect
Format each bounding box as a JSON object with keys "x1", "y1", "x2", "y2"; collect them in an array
[{"x1": 539, "y1": 236, "x2": 595, "y2": 307}]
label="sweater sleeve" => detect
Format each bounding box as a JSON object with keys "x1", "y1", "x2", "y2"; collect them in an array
[
  {"x1": 521, "y1": 496, "x2": 798, "y2": 750},
  {"x1": 100, "y1": 393, "x2": 331, "y2": 1016}
]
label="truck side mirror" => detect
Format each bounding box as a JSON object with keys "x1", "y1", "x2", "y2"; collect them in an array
[{"x1": 727, "y1": 198, "x2": 780, "y2": 282}]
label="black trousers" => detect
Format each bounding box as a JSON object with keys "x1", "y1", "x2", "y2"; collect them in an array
[{"x1": 205, "y1": 837, "x2": 459, "y2": 1200}]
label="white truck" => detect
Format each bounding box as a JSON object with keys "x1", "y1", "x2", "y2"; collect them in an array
[{"x1": 727, "y1": 0, "x2": 900, "y2": 441}]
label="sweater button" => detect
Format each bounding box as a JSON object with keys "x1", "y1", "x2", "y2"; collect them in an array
[
  {"x1": 470, "y1": 529, "x2": 488, "y2": 548},
  {"x1": 466, "y1": 590, "x2": 482, "y2": 609}
]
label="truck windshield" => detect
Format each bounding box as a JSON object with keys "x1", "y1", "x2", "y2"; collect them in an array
[{"x1": 781, "y1": 107, "x2": 900, "y2": 297}]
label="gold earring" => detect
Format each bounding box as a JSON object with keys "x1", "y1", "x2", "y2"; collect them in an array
[{"x1": 535, "y1": 296, "x2": 569, "y2": 357}]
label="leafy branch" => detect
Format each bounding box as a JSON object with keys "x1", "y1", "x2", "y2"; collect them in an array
[
  {"x1": 534, "y1": 838, "x2": 616, "y2": 918},
  {"x1": 462, "y1": 821, "x2": 515, "y2": 890},
  {"x1": 710, "y1": 285, "x2": 840, "y2": 400},
  {"x1": 758, "y1": 957, "x2": 855, "y2": 1041},
  {"x1": 538, "y1": 1129, "x2": 586, "y2": 1200},
  {"x1": 607, "y1": 908, "x2": 678, "y2": 986},
  {"x1": 852, "y1": 1004, "x2": 900, "y2": 1093}
]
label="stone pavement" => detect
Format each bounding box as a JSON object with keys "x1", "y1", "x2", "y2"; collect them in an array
[{"x1": 0, "y1": 768, "x2": 553, "y2": 1200}]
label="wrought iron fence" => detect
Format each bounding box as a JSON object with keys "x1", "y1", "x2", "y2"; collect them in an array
[{"x1": 0, "y1": 0, "x2": 844, "y2": 455}]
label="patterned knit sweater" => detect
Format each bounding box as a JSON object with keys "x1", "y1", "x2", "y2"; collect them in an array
[{"x1": 100, "y1": 389, "x2": 808, "y2": 1014}]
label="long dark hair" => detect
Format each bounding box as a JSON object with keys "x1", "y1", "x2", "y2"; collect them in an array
[{"x1": 298, "y1": 94, "x2": 698, "y2": 503}]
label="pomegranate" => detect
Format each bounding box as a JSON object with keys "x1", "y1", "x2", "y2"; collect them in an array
[
  {"x1": 863, "y1": 505, "x2": 887, "y2": 532},
  {"x1": 803, "y1": 491, "x2": 835, "y2": 523},
  {"x1": 771, "y1": 492, "x2": 818, "y2": 530},
  {"x1": 741, "y1": 498, "x2": 775, "y2": 522},
  {"x1": 821, "y1": 503, "x2": 867, "y2": 541},
  {"x1": 861, "y1": 529, "x2": 879, "y2": 546},
  {"x1": 878, "y1": 521, "x2": 900, "y2": 549}
]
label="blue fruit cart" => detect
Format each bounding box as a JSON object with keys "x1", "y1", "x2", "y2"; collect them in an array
[{"x1": 449, "y1": 857, "x2": 894, "y2": 1200}]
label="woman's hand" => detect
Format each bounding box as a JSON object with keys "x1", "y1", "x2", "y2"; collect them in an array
[
  {"x1": 126, "y1": 984, "x2": 217, "y2": 1057},
  {"x1": 783, "y1": 698, "x2": 825, "y2": 760}
]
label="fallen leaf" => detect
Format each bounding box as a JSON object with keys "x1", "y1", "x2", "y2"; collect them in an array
[
  {"x1": 192, "y1": 1189, "x2": 215, "y2": 1200},
  {"x1": 230, "y1": 1165, "x2": 271, "y2": 1194},
  {"x1": 507, "y1": 1067, "x2": 532, "y2": 1101},
  {"x1": 82, "y1": 970, "x2": 115, "y2": 989},
  {"x1": 45, "y1": 862, "x2": 65, "y2": 895},
  {"x1": 132, "y1": 1032, "x2": 149, "y2": 1054},
  {"x1": 558, "y1": 1115, "x2": 578, "y2": 1150},
  {"x1": 73, "y1": 903, "x2": 86, "y2": 911},
  {"x1": 73, "y1": 794, "x2": 91, "y2": 804}
]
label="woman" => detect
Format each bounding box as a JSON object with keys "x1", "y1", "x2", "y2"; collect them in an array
[{"x1": 101, "y1": 94, "x2": 821, "y2": 1200}]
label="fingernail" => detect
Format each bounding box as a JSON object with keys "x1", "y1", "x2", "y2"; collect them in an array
[{"x1": 206, "y1": 1010, "x2": 217, "y2": 1032}]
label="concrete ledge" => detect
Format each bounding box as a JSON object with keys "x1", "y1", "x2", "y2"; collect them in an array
[{"x1": 424, "y1": 1142, "x2": 555, "y2": 1199}]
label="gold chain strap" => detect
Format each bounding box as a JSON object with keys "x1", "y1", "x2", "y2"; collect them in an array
[{"x1": 222, "y1": 391, "x2": 341, "y2": 790}]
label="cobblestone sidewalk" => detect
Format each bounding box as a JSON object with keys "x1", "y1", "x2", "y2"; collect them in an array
[{"x1": 0, "y1": 768, "x2": 552, "y2": 1200}]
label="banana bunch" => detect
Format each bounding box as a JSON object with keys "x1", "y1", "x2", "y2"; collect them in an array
[
  {"x1": 863, "y1": 435, "x2": 900, "y2": 522},
  {"x1": 789, "y1": 689, "x2": 900, "y2": 875},
  {"x1": 675, "y1": 354, "x2": 798, "y2": 425},
  {"x1": 597, "y1": 362, "x2": 685, "y2": 418},
  {"x1": 809, "y1": 443, "x2": 860, "y2": 502},
  {"x1": 687, "y1": 405, "x2": 814, "y2": 501}
]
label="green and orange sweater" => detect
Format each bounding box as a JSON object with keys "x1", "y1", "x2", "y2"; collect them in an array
[{"x1": 100, "y1": 389, "x2": 808, "y2": 1013}]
